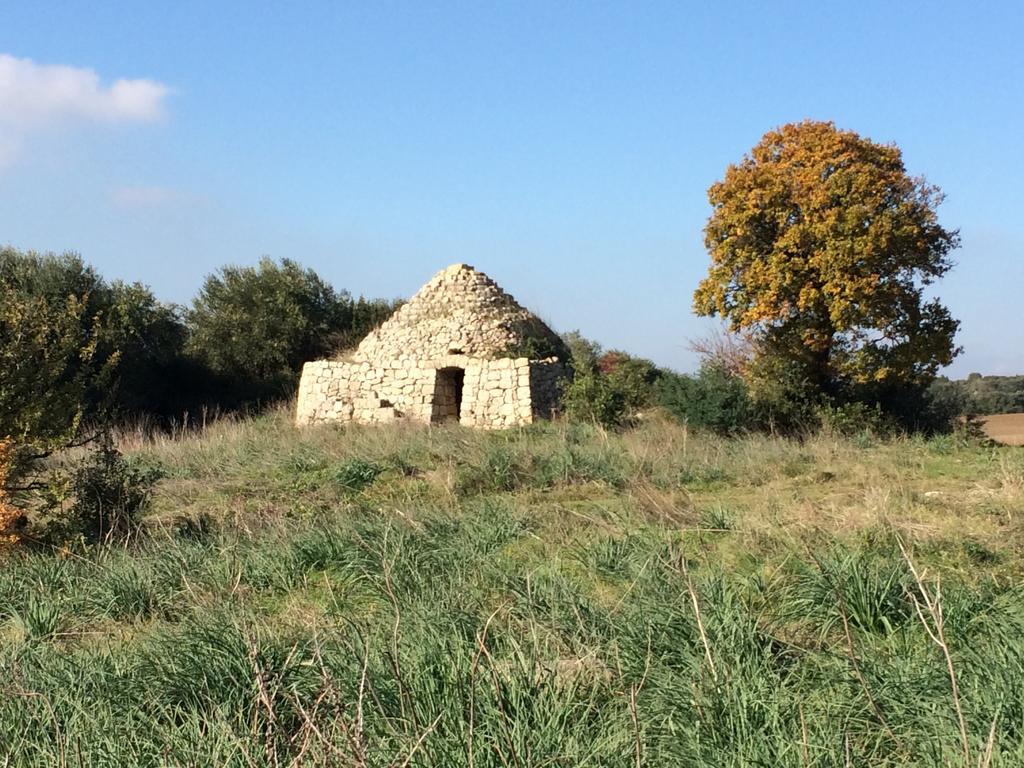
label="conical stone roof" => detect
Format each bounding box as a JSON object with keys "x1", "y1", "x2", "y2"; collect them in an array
[{"x1": 351, "y1": 263, "x2": 565, "y2": 363}]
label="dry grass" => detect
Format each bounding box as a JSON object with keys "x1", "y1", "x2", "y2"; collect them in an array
[
  {"x1": 116, "y1": 406, "x2": 1024, "y2": 578},
  {"x1": 982, "y1": 413, "x2": 1024, "y2": 446},
  {"x1": 3, "y1": 408, "x2": 1024, "y2": 765}
]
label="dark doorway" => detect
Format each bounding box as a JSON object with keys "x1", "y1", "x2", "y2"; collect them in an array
[{"x1": 432, "y1": 367, "x2": 465, "y2": 424}]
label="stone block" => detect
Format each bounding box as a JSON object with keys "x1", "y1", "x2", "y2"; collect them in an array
[{"x1": 294, "y1": 264, "x2": 570, "y2": 430}]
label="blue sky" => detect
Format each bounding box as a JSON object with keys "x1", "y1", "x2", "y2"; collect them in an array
[{"x1": 0, "y1": 1, "x2": 1021, "y2": 375}]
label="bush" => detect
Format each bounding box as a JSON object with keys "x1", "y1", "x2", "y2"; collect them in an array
[
  {"x1": 657, "y1": 365, "x2": 753, "y2": 434},
  {"x1": 816, "y1": 402, "x2": 895, "y2": 438},
  {"x1": 559, "y1": 333, "x2": 661, "y2": 427},
  {"x1": 186, "y1": 257, "x2": 399, "y2": 405},
  {"x1": 743, "y1": 349, "x2": 824, "y2": 433},
  {"x1": 334, "y1": 458, "x2": 383, "y2": 491},
  {"x1": 561, "y1": 371, "x2": 628, "y2": 427},
  {"x1": 63, "y1": 435, "x2": 162, "y2": 543}
]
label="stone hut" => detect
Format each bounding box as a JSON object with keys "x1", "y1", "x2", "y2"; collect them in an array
[{"x1": 295, "y1": 264, "x2": 570, "y2": 429}]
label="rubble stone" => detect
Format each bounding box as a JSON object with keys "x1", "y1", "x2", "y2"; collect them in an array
[{"x1": 295, "y1": 264, "x2": 569, "y2": 429}]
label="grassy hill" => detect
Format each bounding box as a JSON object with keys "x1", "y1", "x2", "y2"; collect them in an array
[{"x1": 3, "y1": 412, "x2": 1024, "y2": 766}]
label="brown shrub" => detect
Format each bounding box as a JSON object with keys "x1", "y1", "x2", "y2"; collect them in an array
[{"x1": 0, "y1": 439, "x2": 24, "y2": 547}]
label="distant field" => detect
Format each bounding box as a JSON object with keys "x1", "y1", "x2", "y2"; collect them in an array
[{"x1": 982, "y1": 413, "x2": 1024, "y2": 445}]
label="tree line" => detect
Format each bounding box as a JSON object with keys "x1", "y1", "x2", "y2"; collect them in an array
[
  {"x1": 931, "y1": 374, "x2": 1024, "y2": 416},
  {"x1": 0, "y1": 250, "x2": 399, "y2": 491}
]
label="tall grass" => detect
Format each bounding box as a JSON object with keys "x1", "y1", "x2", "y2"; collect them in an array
[{"x1": 1, "y1": 410, "x2": 1022, "y2": 765}]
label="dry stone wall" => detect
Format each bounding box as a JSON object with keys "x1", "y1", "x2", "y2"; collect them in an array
[
  {"x1": 296, "y1": 355, "x2": 568, "y2": 429},
  {"x1": 461, "y1": 357, "x2": 532, "y2": 428},
  {"x1": 355, "y1": 263, "x2": 564, "y2": 363},
  {"x1": 295, "y1": 263, "x2": 570, "y2": 430},
  {"x1": 528, "y1": 358, "x2": 567, "y2": 419}
]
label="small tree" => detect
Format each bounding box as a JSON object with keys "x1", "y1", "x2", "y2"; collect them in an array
[
  {"x1": 187, "y1": 257, "x2": 399, "y2": 403},
  {"x1": 0, "y1": 247, "x2": 197, "y2": 505},
  {"x1": 657, "y1": 365, "x2": 753, "y2": 435},
  {"x1": 693, "y1": 121, "x2": 961, "y2": 419},
  {"x1": 0, "y1": 286, "x2": 114, "y2": 489},
  {"x1": 560, "y1": 333, "x2": 661, "y2": 426}
]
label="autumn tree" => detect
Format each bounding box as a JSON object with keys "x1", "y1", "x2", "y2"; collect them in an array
[
  {"x1": 693, "y1": 121, "x2": 960, "y2": 417},
  {"x1": 0, "y1": 439, "x2": 25, "y2": 546}
]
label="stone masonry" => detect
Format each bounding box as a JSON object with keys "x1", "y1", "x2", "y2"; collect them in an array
[{"x1": 295, "y1": 264, "x2": 569, "y2": 429}]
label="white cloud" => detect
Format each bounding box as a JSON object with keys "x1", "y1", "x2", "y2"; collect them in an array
[
  {"x1": 0, "y1": 53, "x2": 169, "y2": 126},
  {"x1": 0, "y1": 53, "x2": 171, "y2": 169}
]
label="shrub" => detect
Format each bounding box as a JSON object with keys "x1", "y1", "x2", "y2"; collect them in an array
[
  {"x1": 600, "y1": 352, "x2": 661, "y2": 407},
  {"x1": 743, "y1": 349, "x2": 823, "y2": 433},
  {"x1": 334, "y1": 458, "x2": 383, "y2": 491},
  {"x1": 186, "y1": 257, "x2": 400, "y2": 405},
  {"x1": 657, "y1": 365, "x2": 753, "y2": 434},
  {"x1": 559, "y1": 333, "x2": 661, "y2": 427},
  {"x1": 503, "y1": 333, "x2": 571, "y2": 362},
  {"x1": 918, "y1": 378, "x2": 974, "y2": 434},
  {"x1": 561, "y1": 370, "x2": 628, "y2": 427},
  {"x1": 63, "y1": 435, "x2": 162, "y2": 542},
  {"x1": 816, "y1": 402, "x2": 895, "y2": 438}
]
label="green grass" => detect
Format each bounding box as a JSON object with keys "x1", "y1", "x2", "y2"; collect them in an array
[{"x1": 3, "y1": 410, "x2": 1024, "y2": 765}]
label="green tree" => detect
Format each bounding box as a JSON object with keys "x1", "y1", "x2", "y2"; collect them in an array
[
  {"x1": 693, "y1": 121, "x2": 960, "y2": 415},
  {"x1": 0, "y1": 278, "x2": 114, "y2": 487},
  {"x1": 102, "y1": 281, "x2": 190, "y2": 416},
  {"x1": 186, "y1": 257, "x2": 398, "y2": 401},
  {"x1": 0, "y1": 247, "x2": 198, "y2": 496},
  {"x1": 329, "y1": 295, "x2": 404, "y2": 353},
  {"x1": 0, "y1": 247, "x2": 188, "y2": 422}
]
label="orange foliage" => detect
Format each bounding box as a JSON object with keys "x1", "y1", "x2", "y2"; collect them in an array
[
  {"x1": 597, "y1": 350, "x2": 630, "y2": 375},
  {"x1": 693, "y1": 120, "x2": 960, "y2": 389},
  {"x1": 0, "y1": 438, "x2": 23, "y2": 548}
]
